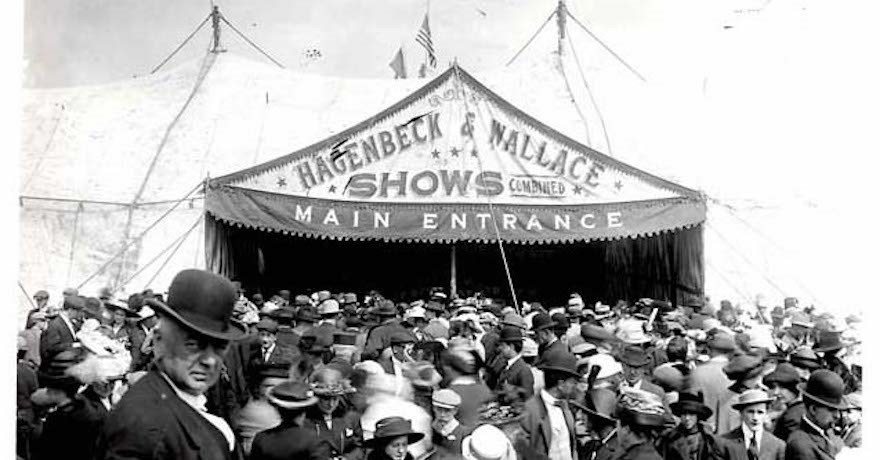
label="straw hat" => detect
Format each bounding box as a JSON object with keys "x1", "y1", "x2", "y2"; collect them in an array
[
  {"x1": 267, "y1": 381, "x2": 318, "y2": 409},
  {"x1": 730, "y1": 389, "x2": 775, "y2": 411},
  {"x1": 616, "y1": 320, "x2": 651, "y2": 345},
  {"x1": 461, "y1": 424, "x2": 517, "y2": 460},
  {"x1": 431, "y1": 388, "x2": 461, "y2": 409}
]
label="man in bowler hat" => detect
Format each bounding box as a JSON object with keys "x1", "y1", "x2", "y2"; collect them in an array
[
  {"x1": 784, "y1": 370, "x2": 847, "y2": 460},
  {"x1": 495, "y1": 325, "x2": 535, "y2": 399},
  {"x1": 96, "y1": 269, "x2": 248, "y2": 460}
]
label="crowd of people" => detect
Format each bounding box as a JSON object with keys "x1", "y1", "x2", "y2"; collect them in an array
[{"x1": 16, "y1": 268, "x2": 864, "y2": 460}]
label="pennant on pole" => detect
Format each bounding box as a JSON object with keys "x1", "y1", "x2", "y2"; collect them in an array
[{"x1": 389, "y1": 47, "x2": 407, "y2": 79}]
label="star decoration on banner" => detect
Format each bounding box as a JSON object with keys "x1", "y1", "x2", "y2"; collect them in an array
[
  {"x1": 431, "y1": 149, "x2": 441, "y2": 159},
  {"x1": 471, "y1": 148, "x2": 479, "y2": 158},
  {"x1": 277, "y1": 177, "x2": 287, "y2": 188},
  {"x1": 573, "y1": 185, "x2": 583, "y2": 195},
  {"x1": 328, "y1": 185, "x2": 337, "y2": 194},
  {"x1": 614, "y1": 180, "x2": 623, "y2": 191},
  {"x1": 450, "y1": 147, "x2": 460, "y2": 157}
]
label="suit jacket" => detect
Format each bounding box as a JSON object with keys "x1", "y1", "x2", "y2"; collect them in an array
[
  {"x1": 535, "y1": 339, "x2": 569, "y2": 369},
  {"x1": 96, "y1": 370, "x2": 241, "y2": 460},
  {"x1": 258, "y1": 343, "x2": 299, "y2": 366},
  {"x1": 39, "y1": 316, "x2": 76, "y2": 370},
  {"x1": 496, "y1": 356, "x2": 535, "y2": 399},
  {"x1": 517, "y1": 391, "x2": 579, "y2": 460},
  {"x1": 784, "y1": 419, "x2": 844, "y2": 460},
  {"x1": 363, "y1": 319, "x2": 409, "y2": 361},
  {"x1": 720, "y1": 427, "x2": 785, "y2": 460},
  {"x1": 773, "y1": 400, "x2": 805, "y2": 442},
  {"x1": 305, "y1": 408, "x2": 364, "y2": 459},
  {"x1": 250, "y1": 421, "x2": 328, "y2": 460},
  {"x1": 312, "y1": 321, "x2": 339, "y2": 348},
  {"x1": 34, "y1": 396, "x2": 106, "y2": 460},
  {"x1": 688, "y1": 356, "x2": 733, "y2": 433}
]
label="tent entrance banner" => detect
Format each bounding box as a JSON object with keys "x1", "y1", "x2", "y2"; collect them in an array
[{"x1": 208, "y1": 65, "x2": 705, "y2": 244}]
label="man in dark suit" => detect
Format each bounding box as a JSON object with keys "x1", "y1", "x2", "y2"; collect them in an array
[
  {"x1": 363, "y1": 300, "x2": 408, "y2": 361},
  {"x1": 255, "y1": 318, "x2": 299, "y2": 365},
  {"x1": 495, "y1": 326, "x2": 535, "y2": 399},
  {"x1": 533, "y1": 313, "x2": 569, "y2": 369},
  {"x1": 96, "y1": 269, "x2": 248, "y2": 460},
  {"x1": 618, "y1": 345, "x2": 666, "y2": 401},
  {"x1": 251, "y1": 381, "x2": 328, "y2": 460},
  {"x1": 785, "y1": 370, "x2": 847, "y2": 460},
  {"x1": 39, "y1": 295, "x2": 84, "y2": 373},
  {"x1": 313, "y1": 299, "x2": 342, "y2": 348},
  {"x1": 517, "y1": 350, "x2": 580, "y2": 459},
  {"x1": 719, "y1": 389, "x2": 785, "y2": 460}
]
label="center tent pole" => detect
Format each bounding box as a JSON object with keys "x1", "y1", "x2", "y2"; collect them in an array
[{"x1": 450, "y1": 242, "x2": 457, "y2": 298}]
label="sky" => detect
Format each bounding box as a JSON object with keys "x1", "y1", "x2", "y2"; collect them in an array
[{"x1": 17, "y1": 0, "x2": 880, "y2": 310}]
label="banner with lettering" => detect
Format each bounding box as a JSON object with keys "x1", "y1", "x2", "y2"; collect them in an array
[{"x1": 209, "y1": 66, "x2": 705, "y2": 243}]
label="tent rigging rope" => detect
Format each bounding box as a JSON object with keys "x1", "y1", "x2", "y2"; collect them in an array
[
  {"x1": 451, "y1": 65, "x2": 520, "y2": 312},
  {"x1": 116, "y1": 214, "x2": 203, "y2": 292},
  {"x1": 220, "y1": 15, "x2": 285, "y2": 68},
  {"x1": 705, "y1": 259, "x2": 751, "y2": 302},
  {"x1": 150, "y1": 12, "x2": 212, "y2": 74},
  {"x1": 705, "y1": 222, "x2": 788, "y2": 298},
  {"x1": 144, "y1": 218, "x2": 200, "y2": 290},
  {"x1": 565, "y1": 10, "x2": 646, "y2": 83},
  {"x1": 64, "y1": 203, "x2": 83, "y2": 287},
  {"x1": 77, "y1": 181, "x2": 203, "y2": 290},
  {"x1": 566, "y1": 31, "x2": 613, "y2": 157},
  {"x1": 23, "y1": 104, "x2": 65, "y2": 194},
  {"x1": 505, "y1": 10, "x2": 556, "y2": 67},
  {"x1": 557, "y1": 37, "x2": 592, "y2": 146}
]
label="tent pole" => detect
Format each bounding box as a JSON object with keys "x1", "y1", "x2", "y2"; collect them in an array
[{"x1": 450, "y1": 242, "x2": 457, "y2": 298}]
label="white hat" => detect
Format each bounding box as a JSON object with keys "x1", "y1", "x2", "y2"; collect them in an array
[
  {"x1": 318, "y1": 299, "x2": 341, "y2": 316},
  {"x1": 586, "y1": 353, "x2": 623, "y2": 379},
  {"x1": 616, "y1": 320, "x2": 651, "y2": 344},
  {"x1": 404, "y1": 306, "x2": 427, "y2": 322},
  {"x1": 353, "y1": 360, "x2": 385, "y2": 376},
  {"x1": 137, "y1": 306, "x2": 156, "y2": 320},
  {"x1": 462, "y1": 425, "x2": 517, "y2": 460}
]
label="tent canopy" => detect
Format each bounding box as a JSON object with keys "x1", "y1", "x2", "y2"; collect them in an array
[{"x1": 207, "y1": 65, "x2": 705, "y2": 244}]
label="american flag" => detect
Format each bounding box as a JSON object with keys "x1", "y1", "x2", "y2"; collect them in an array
[{"x1": 415, "y1": 13, "x2": 437, "y2": 68}]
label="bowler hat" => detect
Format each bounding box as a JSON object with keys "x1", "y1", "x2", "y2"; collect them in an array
[
  {"x1": 551, "y1": 313, "x2": 570, "y2": 331},
  {"x1": 531, "y1": 313, "x2": 555, "y2": 331},
  {"x1": 813, "y1": 330, "x2": 845, "y2": 352},
  {"x1": 365, "y1": 416, "x2": 425, "y2": 448},
  {"x1": 618, "y1": 345, "x2": 651, "y2": 367},
  {"x1": 461, "y1": 424, "x2": 516, "y2": 460},
  {"x1": 802, "y1": 369, "x2": 846, "y2": 409},
  {"x1": 373, "y1": 300, "x2": 398, "y2": 317},
  {"x1": 671, "y1": 391, "x2": 713, "y2": 420},
  {"x1": 267, "y1": 381, "x2": 318, "y2": 409},
  {"x1": 723, "y1": 354, "x2": 764, "y2": 381},
  {"x1": 146, "y1": 269, "x2": 246, "y2": 341},
  {"x1": 730, "y1": 389, "x2": 775, "y2": 411},
  {"x1": 538, "y1": 350, "x2": 581, "y2": 379},
  {"x1": 499, "y1": 326, "x2": 523, "y2": 343}
]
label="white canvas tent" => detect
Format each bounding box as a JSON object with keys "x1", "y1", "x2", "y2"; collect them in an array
[{"x1": 20, "y1": 2, "x2": 859, "y2": 323}]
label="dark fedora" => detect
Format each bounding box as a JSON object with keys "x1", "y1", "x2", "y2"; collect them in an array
[
  {"x1": 581, "y1": 324, "x2": 616, "y2": 343},
  {"x1": 390, "y1": 331, "x2": 415, "y2": 346},
  {"x1": 145, "y1": 269, "x2": 246, "y2": 341},
  {"x1": 671, "y1": 391, "x2": 713, "y2": 420},
  {"x1": 802, "y1": 369, "x2": 847, "y2": 409},
  {"x1": 296, "y1": 308, "x2": 320, "y2": 323},
  {"x1": 373, "y1": 300, "x2": 398, "y2": 317},
  {"x1": 364, "y1": 416, "x2": 425, "y2": 448},
  {"x1": 789, "y1": 348, "x2": 822, "y2": 370},
  {"x1": 723, "y1": 354, "x2": 764, "y2": 381},
  {"x1": 551, "y1": 313, "x2": 570, "y2": 331},
  {"x1": 813, "y1": 330, "x2": 845, "y2": 352},
  {"x1": 538, "y1": 350, "x2": 581, "y2": 379},
  {"x1": 255, "y1": 318, "x2": 279, "y2": 334},
  {"x1": 763, "y1": 362, "x2": 802, "y2": 389},
  {"x1": 499, "y1": 326, "x2": 523, "y2": 343},
  {"x1": 531, "y1": 313, "x2": 554, "y2": 331},
  {"x1": 618, "y1": 345, "x2": 651, "y2": 368}
]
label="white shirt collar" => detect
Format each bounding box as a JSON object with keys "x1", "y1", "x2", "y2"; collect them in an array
[
  {"x1": 159, "y1": 371, "x2": 207, "y2": 412},
  {"x1": 802, "y1": 415, "x2": 830, "y2": 439},
  {"x1": 263, "y1": 342, "x2": 276, "y2": 357},
  {"x1": 741, "y1": 423, "x2": 763, "y2": 448},
  {"x1": 506, "y1": 354, "x2": 523, "y2": 369},
  {"x1": 541, "y1": 389, "x2": 558, "y2": 405},
  {"x1": 59, "y1": 312, "x2": 77, "y2": 338}
]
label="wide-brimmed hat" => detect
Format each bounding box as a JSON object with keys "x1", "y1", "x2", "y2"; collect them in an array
[
  {"x1": 813, "y1": 330, "x2": 845, "y2": 352},
  {"x1": 844, "y1": 392, "x2": 862, "y2": 411},
  {"x1": 499, "y1": 326, "x2": 524, "y2": 343},
  {"x1": 801, "y1": 369, "x2": 847, "y2": 409},
  {"x1": 310, "y1": 368, "x2": 354, "y2": 397},
  {"x1": 255, "y1": 318, "x2": 279, "y2": 334},
  {"x1": 723, "y1": 354, "x2": 764, "y2": 381},
  {"x1": 295, "y1": 308, "x2": 319, "y2": 323},
  {"x1": 582, "y1": 388, "x2": 619, "y2": 424},
  {"x1": 581, "y1": 324, "x2": 616, "y2": 343},
  {"x1": 365, "y1": 416, "x2": 425, "y2": 448},
  {"x1": 538, "y1": 350, "x2": 581, "y2": 379},
  {"x1": 585, "y1": 353, "x2": 623, "y2": 379},
  {"x1": 731, "y1": 389, "x2": 775, "y2": 411},
  {"x1": 500, "y1": 313, "x2": 526, "y2": 329},
  {"x1": 372, "y1": 300, "x2": 398, "y2": 317},
  {"x1": 790, "y1": 311, "x2": 814, "y2": 328},
  {"x1": 616, "y1": 321, "x2": 651, "y2": 344},
  {"x1": 671, "y1": 391, "x2": 713, "y2": 420},
  {"x1": 618, "y1": 345, "x2": 651, "y2": 367},
  {"x1": 618, "y1": 387, "x2": 667, "y2": 428},
  {"x1": 145, "y1": 269, "x2": 246, "y2": 341},
  {"x1": 461, "y1": 424, "x2": 517, "y2": 460},
  {"x1": 267, "y1": 381, "x2": 318, "y2": 409},
  {"x1": 531, "y1": 313, "x2": 555, "y2": 331},
  {"x1": 104, "y1": 300, "x2": 140, "y2": 318},
  {"x1": 789, "y1": 348, "x2": 822, "y2": 370},
  {"x1": 571, "y1": 341, "x2": 598, "y2": 357}
]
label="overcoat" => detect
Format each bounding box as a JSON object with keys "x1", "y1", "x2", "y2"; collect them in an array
[
  {"x1": 687, "y1": 356, "x2": 733, "y2": 433},
  {"x1": 39, "y1": 316, "x2": 76, "y2": 370},
  {"x1": 95, "y1": 370, "x2": 242, "y2": 460},
  {"x1": 250, "y1": 420, "x2": 329, "y2": 460},
  {"x1": 516, "y1": 391, "x2": 579, "y2": 460},
  {"x1": 496, "y1": 356, "x2": 535, "y2": 399},
  {"x1": 773, "y1": 400, "x2": 805, "y2": 442},
  {"x1": 305, "y1": 407, "x2": 365, "y2": 459},
  {"x1": 784, "y1": 419, "x2": 844, "y2": 460}
]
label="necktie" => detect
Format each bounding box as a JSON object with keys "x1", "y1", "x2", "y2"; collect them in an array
[{"x1": 747, "y1": 431, "x2": 759, "y2": 460}]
